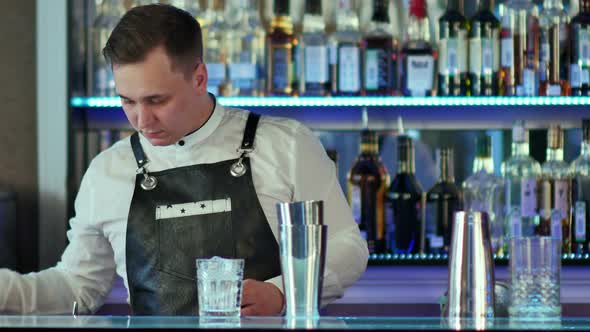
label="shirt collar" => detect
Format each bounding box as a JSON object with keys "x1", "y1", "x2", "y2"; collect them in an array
[{"x1": 138, "y1": 94, "x2": 225, "y2": 153}]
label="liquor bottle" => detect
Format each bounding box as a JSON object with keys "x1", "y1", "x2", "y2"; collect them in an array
[
  {"x1": 204, "y1": 0, "x2": 229, "y2": 96},
  {"x1": 299, "y1": 0, "x2": 330, "y2": 96},
  {"x1": 468, "y1": 0, "x2": 501, "y2": 96},
  {"x1": 400, "y1": 0, "x2": 437, "y2": 96},
  {"x1": 347, "y1": 118, "x2": 390, "y2": 254},
  {"x1": 571, "y1": 119, "x2": 590, "y2": 254},
  {"x1": 329, "y1": 0, "x2": 362, "y2": 96},
  {"x1": 426, "y1": 148, "x2": 462, "y2": 254},
  {"x1": 502, "y1": 120, "x2": 541, "y2": 242},
  {"x1": 538, "y1": 0, "x2": 570, "y2": 96},
  {"x1": 266, "y1": 0, "x2": 298, "y2": 96},
  {"x1": 362, "y1": 0, "x2": 397, "y2": 96},
  {"x1": 387, "y1": 135, "x2": 424, "y2": 255},
  {"x1": 570, "y1": 0, "x2": 590, "y2": 96},
  {"x1": 499, "y1": 0, "x2": 540, "y2": 96},
  {"x1": 92, "y1": 0, "x2": 125, "y2": 96},
  {"x1": 438, "y1": 0, "x2": 468, "y2": 96},
  {"x1": 227, "y1": 0, "x2": 265, "y2": 96},
  {"x1": 463, "y1": 135, "x2": 505, "y2": 255},
  {"x1": 539, "y1": 125, "x2": 572, "y2": 253}
]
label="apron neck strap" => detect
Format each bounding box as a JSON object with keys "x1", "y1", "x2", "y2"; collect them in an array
[
  {"x1": 130, "y1": 132, "x2": 148, "y2": 169},
  {"x1": 240, "y1": 113, "x2": 261, "y2": 151}
]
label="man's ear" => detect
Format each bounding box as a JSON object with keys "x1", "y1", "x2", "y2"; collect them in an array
[{"x1": 192, "y1": 63, "x2": 208, "y2": 95}]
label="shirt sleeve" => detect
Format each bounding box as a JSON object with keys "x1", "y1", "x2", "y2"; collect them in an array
[
  {"x1": 0, "y1": 164, "x2": 117, "y2": 315},
  {"x1": 291, "y1": 124, "x2": 369, "y2": 306}
]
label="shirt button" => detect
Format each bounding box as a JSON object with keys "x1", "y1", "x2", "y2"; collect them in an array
[{"x1": 178, "y1": 140, "x2": 185, "y2": 146}]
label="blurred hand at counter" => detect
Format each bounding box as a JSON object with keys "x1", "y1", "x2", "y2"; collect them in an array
[{"x1": 240, "y1": 279, "x2": 284, "y2": 316}]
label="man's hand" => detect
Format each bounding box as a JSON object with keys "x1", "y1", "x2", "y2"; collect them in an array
[{"x1": 240, "y1": 279, "x2": 284, "y2": 316}]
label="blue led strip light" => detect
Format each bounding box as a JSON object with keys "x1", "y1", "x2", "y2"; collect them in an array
[
  {"x1": 367, "y1": 253, "x2": 590, "y2": 261},
  {"x1": 71, "y1": 96, "x2": 590, "y2": 108}
]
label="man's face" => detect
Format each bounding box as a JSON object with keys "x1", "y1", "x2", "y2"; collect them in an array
[{"x1": 113, "y1": 46, "x2": 206, "y2": 146}]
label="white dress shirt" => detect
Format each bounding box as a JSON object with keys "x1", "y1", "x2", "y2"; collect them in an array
[{"x1": 0, "y1": 104, "x2": 368, "y2": 314}]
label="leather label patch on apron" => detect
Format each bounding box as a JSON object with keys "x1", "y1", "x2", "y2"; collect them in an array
[{"x1": 155, "y1": 198, "x2": 232, "y2": 220}]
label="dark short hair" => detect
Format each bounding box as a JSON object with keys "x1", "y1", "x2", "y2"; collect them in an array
[{"x1": 102, "y1": 4, "x2": 202, "y2": 73}]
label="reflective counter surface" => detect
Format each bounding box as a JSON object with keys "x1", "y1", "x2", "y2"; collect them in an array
[{"x1": 0, "y1": 316, "x2": 589, "y2": 331}]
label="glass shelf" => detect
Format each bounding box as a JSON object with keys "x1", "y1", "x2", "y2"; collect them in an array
[
  {"x1": 367, "y1": 253, "x2": 590, "y2": 266},
  {"x1": 71, "y1": 96, "x2": 590, "y2": 108}
]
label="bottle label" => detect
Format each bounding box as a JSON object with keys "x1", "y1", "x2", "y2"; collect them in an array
[
  {"x1": 430, "y1": 235, "x2": 444, "y2": 249},
  {"x1": 338, "y1": 46, "x2": 361, "y2": 92},
  {"x1": 583, "y1": 69, "x2": 590, "y2": 85},
  {"x1": 554, "y1": 180, "x2": 570, "y2": 219},
  {"x1": 272, "y1": 47, "x2": 291, "y2": 90},
  {"x1": 328, "y1": 41, "x2": 337, "y2": 65},
  {"x1": 540, "y1": 42, "x2": 549, "y2": 82},
  {"x1": 458, "y1": 30, "x2": 467, "y2": 73},
  {"x1": 522, "y1": 68, "x2": 535, "y2": 96},
  {"x1": 364, "y1": 49, "x2": 380, "y2": 89},
  {"x1": 547, "y1": 85, "x2": 562, "y2": 96},
  {"x1": 501, "y1": 37, "x2": 513, "y2": 68},
  {"x1": 407, "y1": 55, "x2": 434, "y2": 95},
  {"x1": 439, "y1": 38, "x2": 456, "y2": 75},
  {"x1": 571, "y1": 64, "x2": 582, "y2": 88},
  {"x1": 229, "y1": 63, "x2": 256, "y2": 80},
  {"x1": 575, "y1": 201, "x2": 587, "y2": 241},
  {"x1": 305, "y1": 45, "x2": 329, "y2": 83},
  {"x1": 511, "y1": 206, "x2": 522, "y2": 238},
  {"x1": 521, "y1": 178, "x2": 537, "y2": 217},
  {"x1": 351, "y1": 184, "x2": 362, "y2": 225},
  {"x1": 469, "y1": 38, "x2": 482, "y2": 75},
  {"x1": 551, "y1": 209, "x2": 562, "y2": 239},
  {"x1": 578, "y1": 28, "x2": 590, "y2": 63},
  {"x1": 482, "y1": 37, "x2": 494, "y2": 74}
]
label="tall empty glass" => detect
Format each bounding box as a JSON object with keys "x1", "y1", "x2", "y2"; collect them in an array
[
  {"x1": 196, "y1": 256, "x2": 244, "y2": 317},
  {"x1": 509, "y1": 236, "x2": 561, "y2": 320}
]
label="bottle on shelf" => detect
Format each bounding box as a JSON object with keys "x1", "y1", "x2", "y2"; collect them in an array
[
  {"x1": 204, "y1": 0, "x2": 229, "y2": 96},
  {"x1": 438, "y1": 0, "x2": 468, "y2": 96},
  {"x1": 266, "y1": 0, "x2": 297, "y2": 96},
  {"x1": 468, "y1": 0, "x2": 501, "y2": 96},
  {"x1": 426, "y1": 147, "x2": 462, "y2": 254},
  {"x1": 387, "y1": 133, "x2": 425, "y2": 255},
  {"x1": 463, "y1": 135, "x2": 505, "y2": 255},
  {"x1": 500, "y1": 0, "x2": 541, "y2": 96},
  {"x1": 347, "y1": 110, "x2": 390, "y2": 255},
  {"x1": 362, "y1": 0, "x2": 397, "y2": 96},
  {"x1": 571, "y1": 119, "x2": 590, "y2": 254},
  {"x1": 569, "y1": 0, "x2": 590, "y2": 96},
  {"x1": 329, "y1": 0, "x2": 363, "y2": 96},
  {"x1": 226, "y1": 0, "x2": 265, "y2": 96},
  {"x1": 299, "y1": 0, "x2": 330, "y2": 96},
  {"x1": 399, "y1": 0, "x2": 437, "y2": 97},
  {"x1": 539, "y1": 125, "x2": 571, "y2": 253},
  {"x1": 502, "y1": 120, "x2": 541, "y2": 244},
  {"x1": 91, "y1": 0, "x2": 125, "y2": 96},
  {"x1": 538, "y1": 0, "x2": 570, "y2": 96}
]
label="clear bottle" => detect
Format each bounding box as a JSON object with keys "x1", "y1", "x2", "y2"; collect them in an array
[
  {"x1": 538, "y1": 0, "x2": 570, "y2": 96},
  {"x1": 347, "y1": 112, "x2": 390, "y2": 254},
  {"x1": 226, "y1": 0, "x2": 265, "y2": 96},
  {"x1": 499, "y1": 0, "x2": 540, "y2": 96},
  {"x1": 438, "y1": 0, "x2": 468, "y2": 96},
  {"x1": 571, "y1": 119, "x2": 590, "y2": 254},
  {"x1": 266, "y1": 0, "x2": 298, "y2": 96},
  {"x1": 539, "y1": 125, "x2": 572, "y2": 253},
  {"x1": 92, "y1": 0, "x2": 125, "y2": 96},
  {"x1": 362, "y1": 0, "x2": 396, "y2": 96},
  {"x1": 329, "y1": 0, "x2": 362, "y2": 96},
  {"x1": 400, "y1": 0, "x2": 437, "y2": 96},
  {"x1": 463, "y1": 135, "x2": 505, "y2": 255},
  {"x1": 204, "y1": 0, "x2": 229, "y2": 96},
  {"x1": 426, "y1": 148, "x2": 462, "y2": 254},
  {"x1": 569, "y1": 0, "x2": 590, "y2": 96},
  {"x1": 502, "y1": 120, "x2": 541, "y2": 243},
  {"x1": 468, "y1": 0, "x2": 501, "y2": 96},
  {"x1": 387, "y1": 135, "x2": 424, "y2": 255},
  {"x1": 299, "y1": 0, "x2": 330, "y2": 96}
]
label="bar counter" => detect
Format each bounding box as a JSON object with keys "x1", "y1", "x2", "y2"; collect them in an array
[{"x1": 0, "y1": 315, "x2": 589, "y2": 331}]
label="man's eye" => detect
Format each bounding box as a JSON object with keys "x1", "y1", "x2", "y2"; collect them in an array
[
  {"x1": 121, "y1": 99, "x2": 135, "y2": 106},
  {"x1": 148, "y1": 97, "x2": 164, "y2": 104}
]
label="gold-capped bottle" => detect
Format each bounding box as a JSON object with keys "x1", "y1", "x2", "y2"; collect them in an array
[{"x1": 266, "y1": 0, "x2": 297, "y2": 96}]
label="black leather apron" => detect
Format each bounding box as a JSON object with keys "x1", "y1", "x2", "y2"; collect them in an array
[{"x1": 125, "y1": 112, "x2": 281, "y2": 315}]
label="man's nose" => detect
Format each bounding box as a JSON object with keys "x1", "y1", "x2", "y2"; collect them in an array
[{"x1": 137, "y1": 105, "x2": 155, "y2": 129}]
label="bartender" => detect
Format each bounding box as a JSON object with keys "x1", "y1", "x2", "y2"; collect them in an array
[{"x1": 0, "y1": 4, "x2": 368, "y2": 316}]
